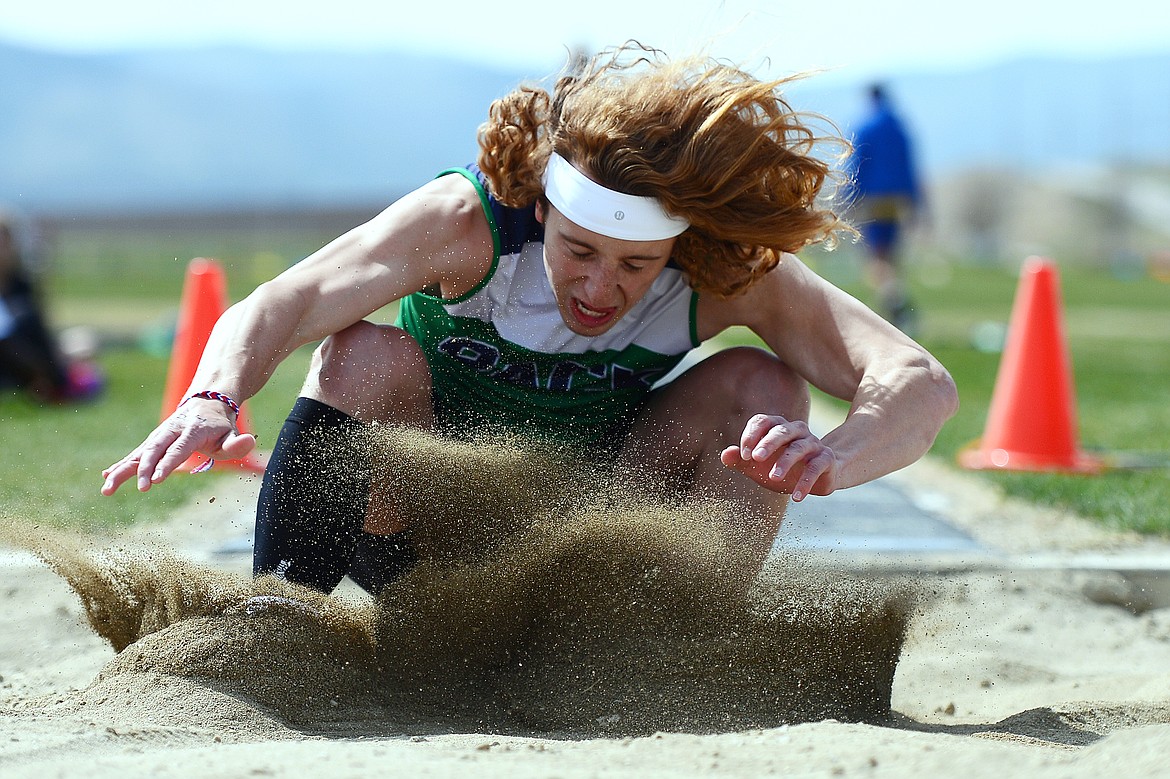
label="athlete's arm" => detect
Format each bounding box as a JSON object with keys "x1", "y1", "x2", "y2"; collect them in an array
[
  {"x1": 699, "y1": 253, "x2": 958, "y2": 499},
  {"x1": 101, "y1": 174, "x2": 495, "y2": 495}
]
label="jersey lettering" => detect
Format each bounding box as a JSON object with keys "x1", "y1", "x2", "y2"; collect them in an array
[
  {"x1": 437, "y1": 336, "x2": 667, "y2": 392},
  {"x1": 436, "y1": 336, "x2": 500, "y2": 371}
]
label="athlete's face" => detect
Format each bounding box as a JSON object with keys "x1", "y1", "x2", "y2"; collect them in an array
[{"x1": 537, "y1": 201, "x2": 676, "y2": 337}]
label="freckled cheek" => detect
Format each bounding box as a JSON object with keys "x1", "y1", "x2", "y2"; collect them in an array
[
  {"x1": 544, "y1": 255, "x2": 574, "y2": 295},
  {"x1": 622, "y1": 278, "x2": 656, "y2": 307},
  {"x1": 550, "y1": 254, "x2": 585, "y2": 282}
]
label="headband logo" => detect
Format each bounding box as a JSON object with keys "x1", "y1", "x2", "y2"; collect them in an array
[{"x1": 541, "y1": 152, "x2": 690, "y2": 241}]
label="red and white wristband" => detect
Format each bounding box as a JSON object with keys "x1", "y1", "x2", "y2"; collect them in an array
[{"x1": 178, "y1": 390, "x2": 242, "y2": 473}]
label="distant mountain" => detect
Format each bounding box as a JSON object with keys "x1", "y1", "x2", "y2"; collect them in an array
[
  {"x1": 0, "y1": 42, "x2": 540, "y2": 213},
  {"x1": 3, "y1": 42, "x2": 1170, "y2": 215},
  {"x1": 792, "y1": 51, "x2": 1170, "y2": 174}
]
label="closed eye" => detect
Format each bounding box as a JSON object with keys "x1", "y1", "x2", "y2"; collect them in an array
[{"x1": 561, "y1": 238, "x2": 592, "y2": 257}]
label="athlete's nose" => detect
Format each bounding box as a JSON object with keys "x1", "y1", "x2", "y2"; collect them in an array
[{"x1": 581, "y1": 260, "x2": 619, "y2": 305}]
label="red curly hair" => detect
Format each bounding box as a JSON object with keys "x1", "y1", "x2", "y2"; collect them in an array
[{"x1": 477, "y1": 43, "x2": 849, "y2": 297}]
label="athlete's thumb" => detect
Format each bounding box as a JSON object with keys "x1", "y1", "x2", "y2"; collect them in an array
[{"x1": 218, "y1": 431, "x2": 258, "y2": 459}]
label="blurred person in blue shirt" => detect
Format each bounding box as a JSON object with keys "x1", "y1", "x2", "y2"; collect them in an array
[{"x1": 844, "y1": 84, "x2": 922, "y2": 332}]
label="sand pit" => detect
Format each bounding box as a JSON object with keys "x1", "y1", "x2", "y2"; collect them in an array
[{"x1": 3, "y1": 430, "x2": 1170, "y2": 777}]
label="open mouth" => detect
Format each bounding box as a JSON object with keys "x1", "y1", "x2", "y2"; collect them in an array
[{"x1": 570, "y1": 297, "x2": 618, "y2": 328}]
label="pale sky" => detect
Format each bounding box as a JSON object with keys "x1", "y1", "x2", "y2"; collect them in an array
[{"x1": 3, "y1": 0, "x2": 1169, "y2": 82}]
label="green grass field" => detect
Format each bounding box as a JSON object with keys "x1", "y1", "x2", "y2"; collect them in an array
[
  {"x1": 817, "y1": 248, "x2": 1170, "y2": 536},
  {"x1": 1, "y1": 224, "x2": 333, "y2": 530},
  {"x1": 3, "y1": 224, "x2": 1169, "y2": 535}
]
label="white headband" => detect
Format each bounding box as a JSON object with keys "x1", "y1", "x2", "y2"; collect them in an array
[{"x1": 541, "y1": 152, "x2": 690, "y2": 241}]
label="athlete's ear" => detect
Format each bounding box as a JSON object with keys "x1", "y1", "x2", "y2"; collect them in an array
[{"x1": 534, "y1": 198, "x2": 546, "y2": 224}]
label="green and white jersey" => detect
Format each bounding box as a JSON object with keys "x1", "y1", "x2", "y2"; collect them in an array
[{"x1": 396, "y1": 166, "x2": 700, "y2": 455}]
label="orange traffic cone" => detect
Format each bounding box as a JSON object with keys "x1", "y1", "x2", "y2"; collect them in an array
[
  {"x1": 959, "y1": 256, "x2": 1102, "y2": 474},
  {"x1": 161, "y1": 258, "x2": 265, "y2": 474}
]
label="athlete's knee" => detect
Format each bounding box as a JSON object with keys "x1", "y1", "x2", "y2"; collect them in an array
[
  {"x1": 315, "y1": 321, "x2": 425, "y2": 382},
  {"x1": 305, "y1": 322, "x2": 432, "y2": 421},
  {"x1": 701, "y1": 346, "x2": 809, "y2": 419}
]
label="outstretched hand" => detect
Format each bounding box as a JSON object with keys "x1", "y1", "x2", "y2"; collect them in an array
[
  {"x1": 720, "y1": 414, "x2": 839, "y2": 502},
  {"x1": 100, "y1": 399, "x2": 257, "y2": 495}
]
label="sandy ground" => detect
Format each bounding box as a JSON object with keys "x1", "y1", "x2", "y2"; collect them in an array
[{"x1": 3, "y1": 453, "x2": 1170, "y2": 778}]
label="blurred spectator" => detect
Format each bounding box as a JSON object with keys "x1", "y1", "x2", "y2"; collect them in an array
[
  {"x1": 844, "y1": 83, "x2": 923, "y2": 332},
  {"x1": 0, "y1": 213, "x2": 102, "y2": 402}
]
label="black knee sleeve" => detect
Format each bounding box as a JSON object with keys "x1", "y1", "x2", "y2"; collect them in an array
[
  {"x1": 254, "y1": 397, "x2": 417, "y2": 595},
  {"x1": 348, "y1": 531, "x2": 419, "y2": 597}
]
